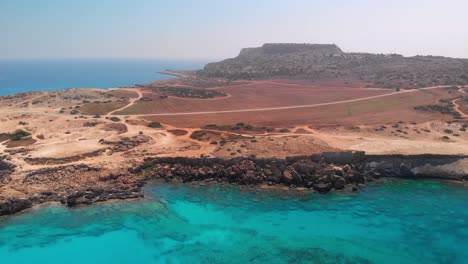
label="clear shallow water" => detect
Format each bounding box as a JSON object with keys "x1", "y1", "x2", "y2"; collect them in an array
[
  {"x1": 0, "y1": 180, "x2": 467, "y2": 264},
  {"x1": 0, "y1": 59, "x2": 206, "y2": 96}
]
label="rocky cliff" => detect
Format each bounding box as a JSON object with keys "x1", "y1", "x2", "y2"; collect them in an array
[
  {"x1": 199, "y1": 43, "x2": 468, "y2": 88},
  {"x1": 1, "y1": 152, "x2": 467, "y2": 216}
]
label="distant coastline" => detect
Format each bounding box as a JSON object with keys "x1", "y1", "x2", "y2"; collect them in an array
[{"x1": 0, "y1": 59, "x2": 205, "y2": 96}]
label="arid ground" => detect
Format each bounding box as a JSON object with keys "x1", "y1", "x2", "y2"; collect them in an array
[
  {"x1": 1, "y1": 79, "x2": 467, "y2": 163},
  {"x1": 1, "y1": 78, "x2": 467, "y2": 209}
]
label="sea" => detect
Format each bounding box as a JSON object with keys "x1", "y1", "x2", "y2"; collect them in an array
[
  {"x1": 0, "y1": 59, "x2": 207, "y2": 96},
  {"x1": 1, "y1": 59, "x2": 468, "y2": 263},
  {"x1": 0, "y1": 180, "x2": 468, "y2": 264}
]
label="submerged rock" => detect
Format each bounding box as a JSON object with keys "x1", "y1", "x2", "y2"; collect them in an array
[{"x1": 313, "y1": 183, "x2": 333, "y2": 193}]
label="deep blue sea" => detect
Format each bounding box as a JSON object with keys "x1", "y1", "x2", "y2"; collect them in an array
[
  {"x1": 0, "y1": 180, "x2": 467, "y2": 264},
  {"x1": 0, "y1": 59, "x2": 206, "y2": 96}
]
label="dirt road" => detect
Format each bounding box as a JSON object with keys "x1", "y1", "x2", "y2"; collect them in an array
[
  {"x1": 0, "y1": 85, "x2": 452, "y2": 118},
  {"x1": 132, "y1": 85, "x2": 449, "y2": 117},
  {"x1": 106, "y1": 88, "x2": 143, "y2": 115}
]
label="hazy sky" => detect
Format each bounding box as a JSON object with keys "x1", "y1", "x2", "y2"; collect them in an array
[{"x1": 1, "y1": 0, "x2": 468, "y2": 60}]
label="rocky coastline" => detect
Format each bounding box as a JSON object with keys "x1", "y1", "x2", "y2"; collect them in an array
[{"x1": 1, "y1": 152, "x2": 467, "y2": 217}]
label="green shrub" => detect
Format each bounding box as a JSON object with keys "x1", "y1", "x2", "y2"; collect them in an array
[
  {"x1": 148, "y1": 122, "x2": 162, "y2": 128},
  {"x1": 9, "y1": 130, "x2": 31, "y2": 141},
  {"x1": 110, "y1": 117, "x2": 121, "y2": 122}
]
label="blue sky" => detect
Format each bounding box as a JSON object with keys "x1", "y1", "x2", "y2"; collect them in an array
[{"x1": 1, "y1": 0, "x2": 468, "y2": 59}]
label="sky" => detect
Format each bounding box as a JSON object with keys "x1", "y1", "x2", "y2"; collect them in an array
[{"x1": 1, "y1": 0, "x2": 468, "y2": 60}]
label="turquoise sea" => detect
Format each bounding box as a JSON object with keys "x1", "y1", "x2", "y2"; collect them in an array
[
  {"x1": 0, "y1": 59, "x2": 206, "y2": 96},
  {"x1": 0, "y1": 180, "x2": 467, "y2": 264}
]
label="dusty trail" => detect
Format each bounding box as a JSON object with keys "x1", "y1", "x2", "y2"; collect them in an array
[
  {"x1": 131, "y1": 85, "x2": 449, "y2": 117},
  {"x1": 451, "y1": 87, "x2": 467, "y2": 118},
  {"x1": 12, "y1": 94, "x2": 47, "y2": 107},
  {"x1": 106, "y1": 88, "x2": 143, "y2": 115},
  {"x1": 453, "y1": 98, "x2": 467, "y2": 118},
  {"x1": 0, "y1": 85, "x2": 452, "y2": 118}
]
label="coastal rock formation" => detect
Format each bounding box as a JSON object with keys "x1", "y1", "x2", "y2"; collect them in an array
[
  {"x1": 0, "y1": 164, "x2": 145, "y2": 216},
  {"x1": 199, "y1": 43, "x2": 468, "y2": 88},
  {"x1": 132, "y1": 156, "x2": 376, "y2": 192},
  {"x1": 365, "y1": 154, "x2": 468, "y2": 179},
  {"x1": 1, "y1": 152, "x2": 467, "y2": 216}
]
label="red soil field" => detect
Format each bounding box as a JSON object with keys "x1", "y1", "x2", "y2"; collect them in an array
[
  {"x1": 80, "y1": 101, "x2": 129, "y2": 115},
  {"x1": 108, "y1": 90, "x2": 140, "y2": 99},
  {"x1": 117, "y1": 81, "x2": 392, "y2": 115},
  {"x1": 142, "y1": 89, "x2": 453, "y2": 128},
  {"x1": 265, "y1": 79, "x2": 371, "y2": 88}
]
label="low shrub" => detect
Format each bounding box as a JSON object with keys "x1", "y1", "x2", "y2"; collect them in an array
[
  {"x1": 9, "y1": 130, "x2": 31, "y2": 141},
  {"x1": 148, "y1": 121, "x2": 162, "y2": 128}
]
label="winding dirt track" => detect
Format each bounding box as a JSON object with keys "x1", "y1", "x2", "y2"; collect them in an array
[
  {"x1": 0, "y1": 85, "x2": 452, "y2": 117},
  {"x1": 131, "y1": 85, "x2": 448, "y2": 117},
  {"x1": 453, "y1": 99, "x2": 467, "y2": 118},
  {"x1": 106, "y1": 88, "x2": 143, "y2": 115},
  {"x1": 452, "y1": 87, "x2": 467, "y2": 118}
]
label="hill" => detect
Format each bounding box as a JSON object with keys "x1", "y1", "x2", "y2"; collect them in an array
[{"x1": 198, "y1": 43, "x2": 468, "y2": 88}]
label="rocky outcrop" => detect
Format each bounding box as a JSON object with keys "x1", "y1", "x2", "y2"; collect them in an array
[
  {"x1": 237, "y1": 44, "x2": 343, "y2": 59},
  {"x1": 24, "y1": 150, "x2": 105, "y2": 165},
  {"x1": 100, "y1": 135, "x2": 151, "y2": 153},
  {"x1": 0, "y1": 164, "x2": 146, "y2": 216},
  {"x1": 134, "y1": 153, "x2": 468, "y2": 188},
  {"x1": 1, "y1": 152, "x2": 467, "y2": 216},
  {"x1": 198, "y1": 43, "x2": 468, "y2": 88},
  {"x1": 132, "y1": 156, "x2": 375, "y2": 193},
  {"x1": 365, "y1": 154, "x2": 468, "y2": 180},
  {"x1": 0, "y1": 198, "x2": 33, "y2": 216},
  {"x1": 0, "y1": 159, "x2": 15, "y2": 184}
]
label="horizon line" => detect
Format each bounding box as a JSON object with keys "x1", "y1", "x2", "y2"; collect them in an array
[{"x1": 0, "y1": 57, "x2": 220, "y2": 61}]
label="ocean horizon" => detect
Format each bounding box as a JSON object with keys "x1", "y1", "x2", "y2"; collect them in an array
[{"x1": 0, "y1": 58, "x2": 207, "y2": 96}]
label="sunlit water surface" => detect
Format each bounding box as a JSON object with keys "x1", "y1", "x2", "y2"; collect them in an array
[
  {"x1": 0, "y1": 59, "x2": 206, "y2": 96},
  {"x1": 0, "y1": 180, "x2": 467, "y2": 264}
]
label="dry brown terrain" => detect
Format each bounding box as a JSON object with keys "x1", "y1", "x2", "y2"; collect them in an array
[
  {"x1": 1, "y1": 81, "x2": 466, "y2": 164},
  {"x1": 117, "y1": 80, "x2": 392, "y2": 115},
  {"x1": 1, "y1": 80, "x2": 467, "y2": 211}
]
